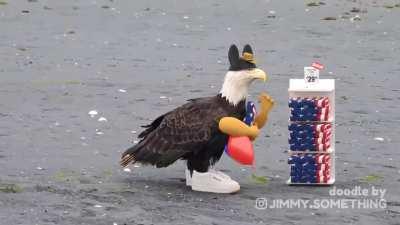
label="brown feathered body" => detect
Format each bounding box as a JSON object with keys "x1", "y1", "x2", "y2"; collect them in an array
[{"x1": 120, "y1": 94, "x2": 245, "y2": 172}]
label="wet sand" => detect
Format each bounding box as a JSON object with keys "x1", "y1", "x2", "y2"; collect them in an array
[{"x1": 1, "y1": 0, "x2": 400, "y2": 224}]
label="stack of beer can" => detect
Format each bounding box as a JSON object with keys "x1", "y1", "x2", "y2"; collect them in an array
[
  {"x1": 289, "y1": 97, "x2": 330, "y2": 121},
  {"x1": 288, "y1": 154, "x2": 331, "y2": 183},
  {"x1": 288, "y1": 97, "x2": 331, "y2": 184},
  {"x1": 288, "y1": 124, "x2": 331, "y2": 152}
]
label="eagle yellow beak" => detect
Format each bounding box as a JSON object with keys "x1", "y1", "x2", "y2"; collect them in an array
[{"x1": 249, "y1": 68, "x2": 267, "y2": 82}]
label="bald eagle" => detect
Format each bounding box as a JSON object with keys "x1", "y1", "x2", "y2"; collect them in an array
[{"x1": 120, "y1": 44, "x2": 270, "y2": 173}]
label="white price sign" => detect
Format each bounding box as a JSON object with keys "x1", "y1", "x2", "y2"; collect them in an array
[{"x1": 304, "y1": 67, "x2": 319, "y2": 83}]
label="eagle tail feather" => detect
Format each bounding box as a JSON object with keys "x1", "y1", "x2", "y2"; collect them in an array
[
  {"x1": 120, "y1": 154, "x2": 136, "y2": 168},
  {"x1": 120, "y1": 145, "x2": 140, "y2": 167}
]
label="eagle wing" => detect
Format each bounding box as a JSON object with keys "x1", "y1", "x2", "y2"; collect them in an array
[{"x1": 120, "y1": 97, "x2": 225, "y2": 168}]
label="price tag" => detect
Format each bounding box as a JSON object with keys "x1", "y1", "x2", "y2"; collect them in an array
[{"x1": 304, "y1": 67, "x2": 319, "y2": 83}]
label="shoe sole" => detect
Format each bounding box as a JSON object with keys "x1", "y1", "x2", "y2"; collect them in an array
[{"x1": 191, "y1": 184, "x2": 240, "y2": 194}]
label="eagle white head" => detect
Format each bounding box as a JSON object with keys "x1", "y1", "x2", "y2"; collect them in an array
[{"x1": 220, "y1": 44, "x2": 267, "y2": 106}]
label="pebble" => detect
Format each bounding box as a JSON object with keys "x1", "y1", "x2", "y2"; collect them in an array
[
  {"x1": 123, "y1": 168, "x2": 131, "y2": 173},
  {"x1": 350, "y1": 15, "x2": 361, "y2": 22},
  {"x1": 118, "y1": 89, "x2": 127, "y2": 93},
  {"x1": 374, "y1": 137, "x2": 384, "y2": 142},
  {"x1": 98, "y1": 117, "x2": 107, "y2": 122},
  {"x1": 94, "y1": 204, "x2": 103, "y2": 208},
  {"x1": 88, "y1": 110, "x2": 98, "y2": 117},
  {"x1": 322, "y1": 17, "x2": 337, "y2": 21}
]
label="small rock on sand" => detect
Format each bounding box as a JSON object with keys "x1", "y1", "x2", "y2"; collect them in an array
[
  {"x1": 374, "y1": 137, "x2": 384, "y2": 142},
  {"x1": 98, "y1": 117, "x2": 107, "y2": 122},
  {"x1": 88, "y1": 110, "x2": 98, "y2": 117}
]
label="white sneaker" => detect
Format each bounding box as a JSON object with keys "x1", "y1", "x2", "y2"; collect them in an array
[
  {"x1": 210, "y1": 169, "x2": 232, "y2": 181},
  {"x1": 190, "y1": 170, "x2": 240, "y2": 194},
  {"x1": 185, "y1": 169, "x2": 231, "y2": 186},
  {"x1": 185, "y1": 169, "x2": 192, "y2": 186}
]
